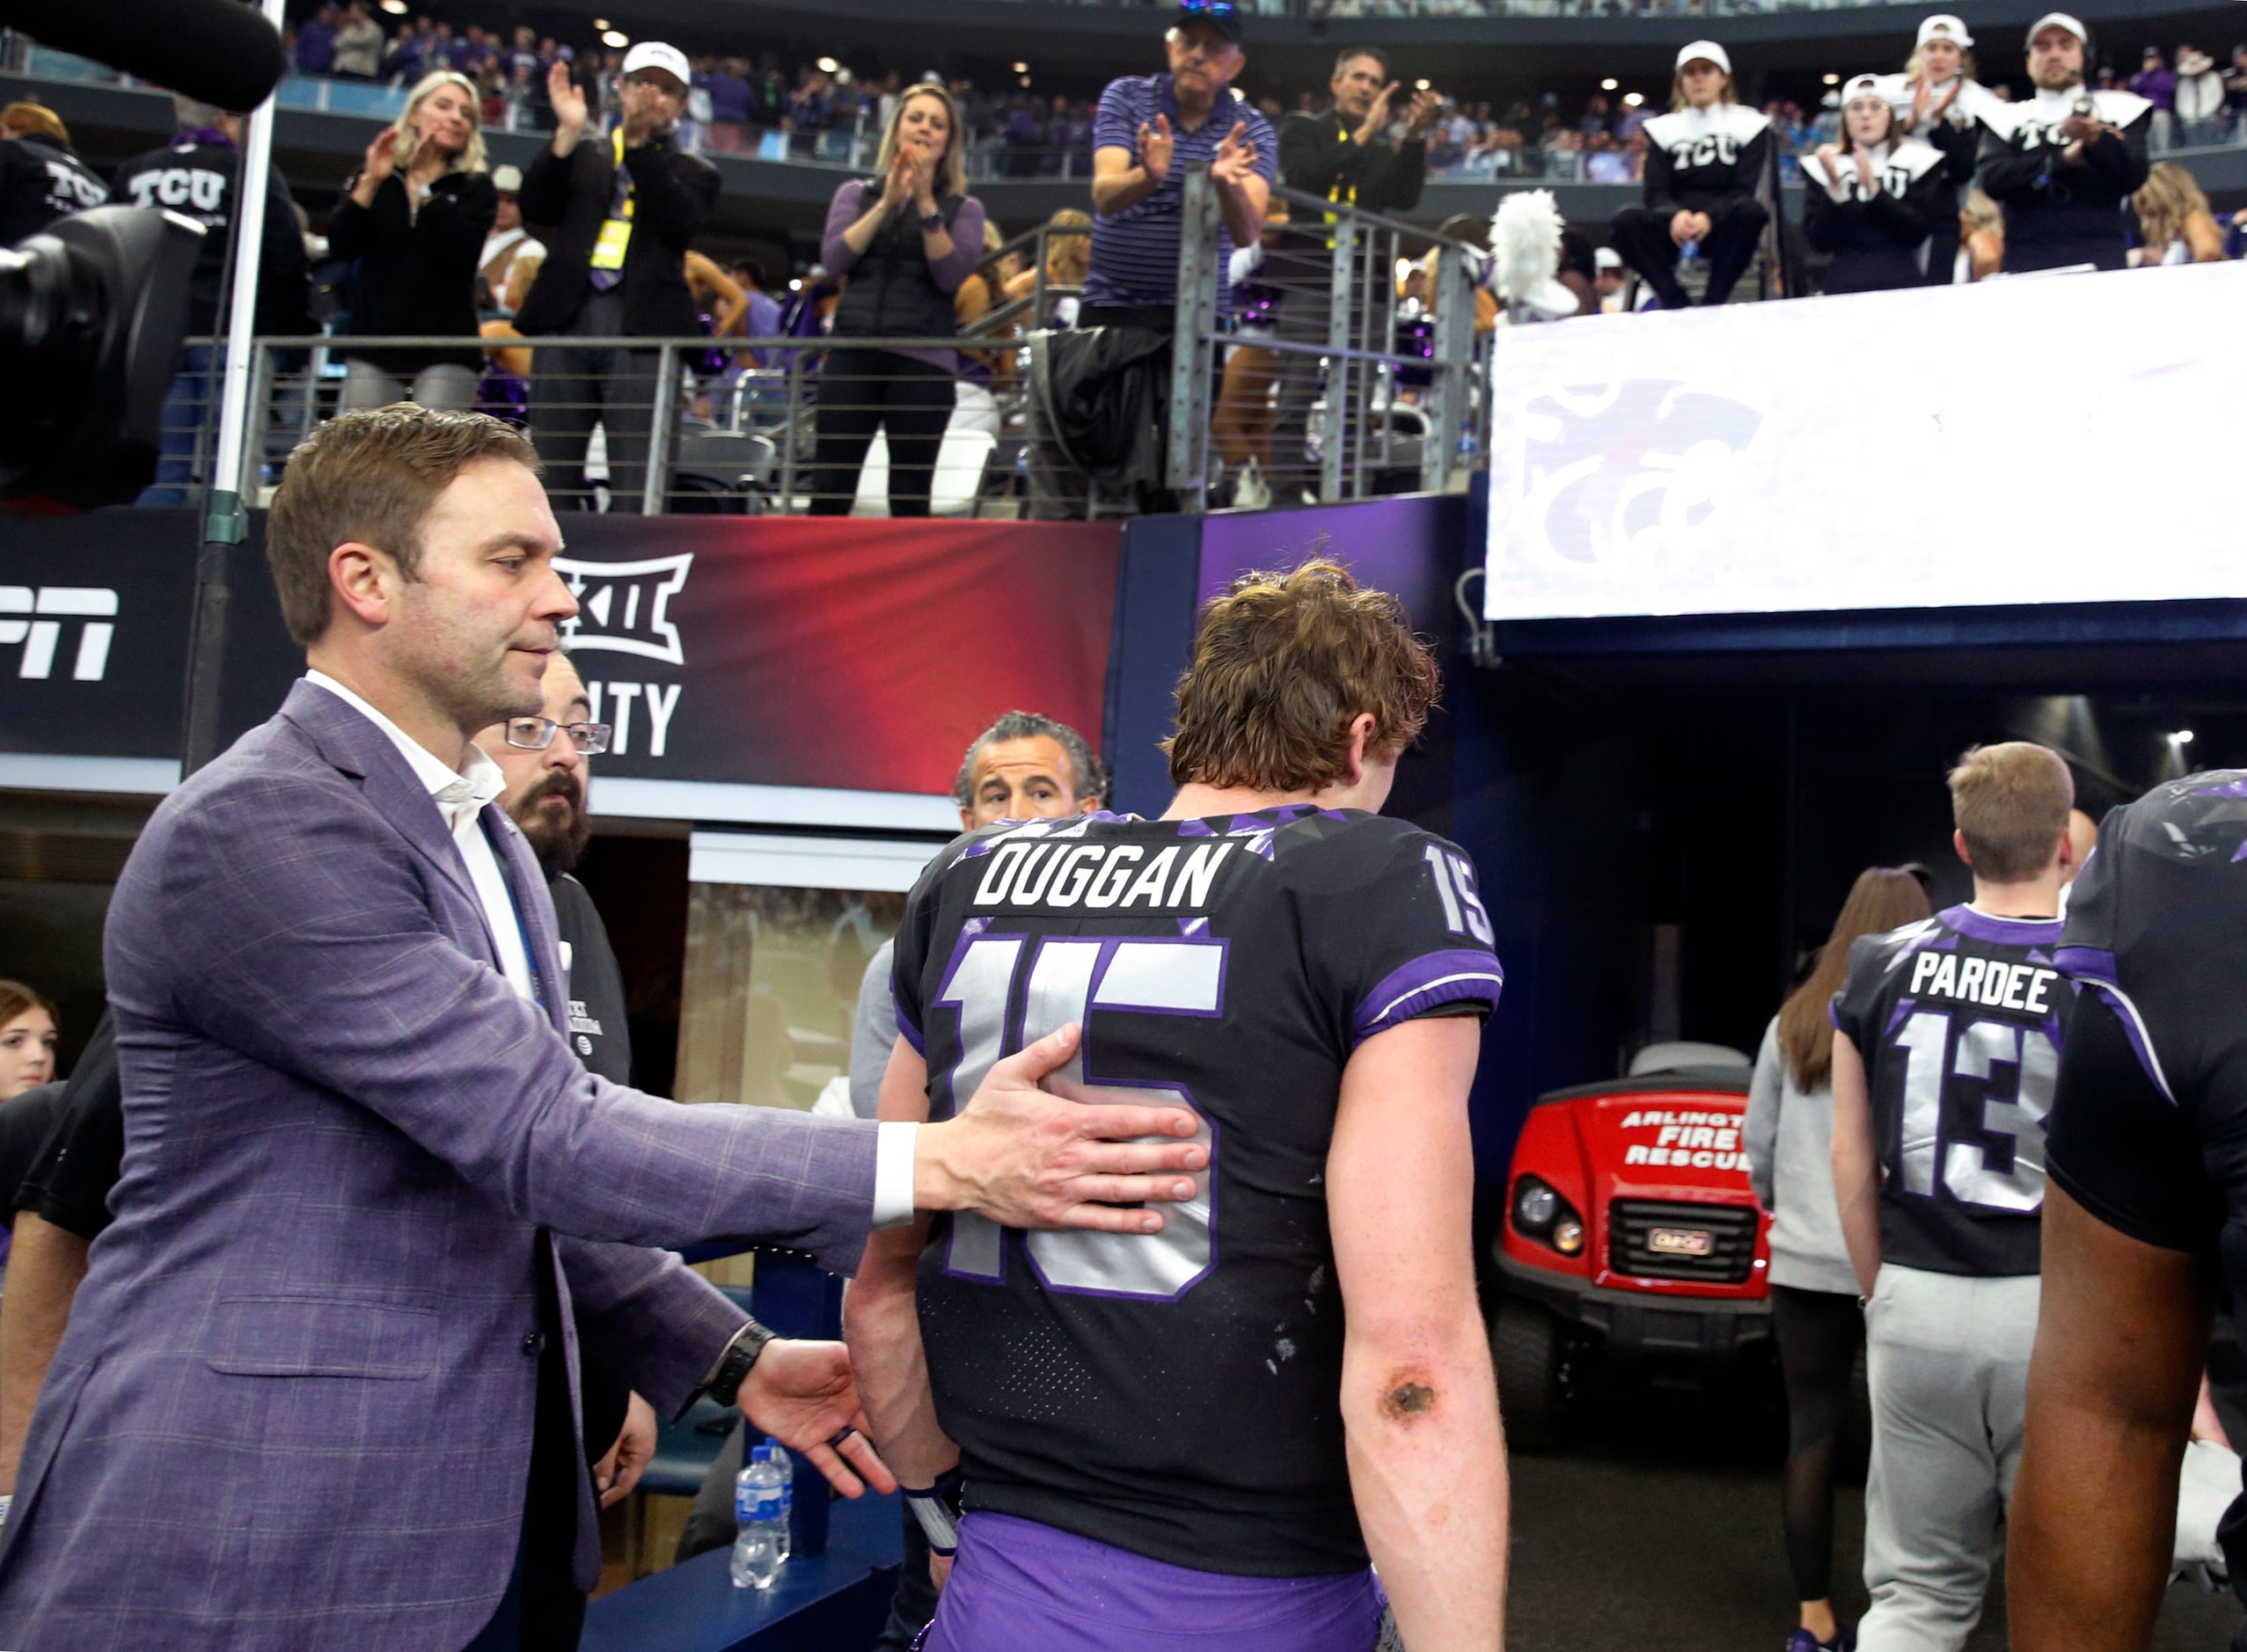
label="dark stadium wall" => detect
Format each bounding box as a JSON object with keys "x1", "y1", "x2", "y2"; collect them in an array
[{"x1": 0, "y1": 510, "x2": 1124, "y2": 800}]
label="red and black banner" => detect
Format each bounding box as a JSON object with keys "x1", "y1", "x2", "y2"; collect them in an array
[{"x1": 0, "y1": 511, "x2": 1122, "y2": 800}]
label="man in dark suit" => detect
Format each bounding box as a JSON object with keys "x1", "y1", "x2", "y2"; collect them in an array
[
  {"x1": 0, "y1": 407, "x2": 1205, "y2": 1651},
  {"x1": 516, "y1": 40, "x2": 716, "y2": 514}
]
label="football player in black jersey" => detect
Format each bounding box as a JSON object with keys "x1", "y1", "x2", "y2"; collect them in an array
[
  {"x1": 2010, "y1": 771, "x2": 2247, "y2": 1650},
  {"x1": 1830, "y1": 742, "x2": 2078, "y2": 1652},
  {"x1": 845, "y1": 560, "x2": 1507, "y2": 1652}
]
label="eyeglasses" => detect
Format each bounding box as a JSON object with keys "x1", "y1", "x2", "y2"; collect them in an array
[{"x1": 503, "y1": 717, "x2": 611, "y2": 755}]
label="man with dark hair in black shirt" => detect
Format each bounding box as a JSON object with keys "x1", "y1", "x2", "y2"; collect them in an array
[
  {"x1": 845, "y1": 559, "x2": 1506, "y2": 1652},
  {"x1": 1266, "y1": 50, "x2": 1439, "y2": 499},
  {"x1": 1830, "y1": 741, "x2": 2078, "y2": 1652},
  {"x1": 2009, "y1": 771, "x2": 2247, "y2": 1650},
  {"x1": 1973, "y1": 12, "x2": 2152, "y2": 273}
]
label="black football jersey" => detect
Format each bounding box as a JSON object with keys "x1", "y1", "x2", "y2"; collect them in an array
[
  {"x1": 1831, "y1": 904, "x2": 2072, "y2": 1277},
  {"x1": 2049, "y1": 774, "x2": 2247, "y2": 1273},
  {"x1": 892, "y1": 805, "x2": 1504, "y2": 1576}
]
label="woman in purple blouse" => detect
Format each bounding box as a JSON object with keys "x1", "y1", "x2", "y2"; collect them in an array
[{"x1": 808, "y1": 84, "x2": 985, "y2": 516}]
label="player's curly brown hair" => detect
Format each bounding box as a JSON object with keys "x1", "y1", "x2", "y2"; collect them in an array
[{"x1": 1162, "y1": 558, "x2": 1440, "y2": 794}]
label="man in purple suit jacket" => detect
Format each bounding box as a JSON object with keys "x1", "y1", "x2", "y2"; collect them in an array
[{"x1": 0, "y1": 408, "x2": 1204, "y2": 1651}]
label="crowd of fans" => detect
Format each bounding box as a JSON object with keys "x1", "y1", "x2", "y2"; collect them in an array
[
  {"x1": 260, "y1": 0, "x2": 2247, "y2": 185},
  {"x1": 5, "y1": 0, "x2": 2243, "y2": 519}
]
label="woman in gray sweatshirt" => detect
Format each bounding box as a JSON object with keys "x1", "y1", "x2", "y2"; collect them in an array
[{"x1": 1745, "y1": 866, "x2": 1932, "y2": 1652}]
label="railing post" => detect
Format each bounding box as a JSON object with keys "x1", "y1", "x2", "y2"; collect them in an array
[
  {"x1": 238, "y1": 339, "x2": 274, "y2": 498},
  {"x1": 1166, "y1": 162, "x2": 1219, "y2": 509},
  {"x1": 640, "y1": 341, "x2": 681, "y2": 515},
  {"x1": 1321, "y1": 215, "x2": 1357, "y2": 502},
  {"x1": 779, "y1": 347, "x2": 804, "y2": 511},
  {"x1": 1425, "y1": 235, "x2": 1474, "y2": 493}
]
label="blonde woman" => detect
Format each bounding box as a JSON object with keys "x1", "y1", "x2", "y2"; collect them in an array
[
  {"x1": 1883, "y1": 16, "x2": 1998, "y2": 282},
  {"x1": 1958, "y1": 188, "x2": 2004, "y2": 279},
  {"x1": 809, "y1": 82, "x2": 985, "y2": 516},
  {"x1": 2132, "y1": 161, "x2": 2227, "y2": 264},
  {"x1": 1001, "y1": 208, "x2": 1093, "y2": 327},
  {"x1": 329, "y1": 69, "x2": 494, "y2": 411}
]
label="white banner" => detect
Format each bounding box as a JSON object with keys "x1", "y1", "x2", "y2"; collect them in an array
[{"x1": 1483, "y1": 261, "x2": 2247, "y2": 621}]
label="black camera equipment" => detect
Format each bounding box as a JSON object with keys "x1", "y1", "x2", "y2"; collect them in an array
[
  {"x1": 0, "y1": 0, "x2": 287, "y2": 118},
  {"x1": 0, "y1": 208, "x2": 205, "y2": 508},
  {"x1": 0, "y1": 0, "x2": 286, "y2": 511}
]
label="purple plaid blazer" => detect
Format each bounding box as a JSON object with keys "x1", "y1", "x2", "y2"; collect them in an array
[{"x1": 0, "y1": 681, "x2": 881, "y2": 1649}]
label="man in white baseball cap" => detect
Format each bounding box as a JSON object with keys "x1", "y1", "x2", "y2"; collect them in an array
[
  {"x1": 1608, "y1": 38, "x2": 1775, "y2": 307},
  {"x1": 1971, "y1": 9, "x2": 2152, "y2": 272},
  {"x1": 512, "y1": 39, "x2": 720, "y2": 510}
]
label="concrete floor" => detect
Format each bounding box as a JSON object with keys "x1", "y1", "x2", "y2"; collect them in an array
[{"x1": 1504, "y1": 1372, "x2": 2242, "y2": 1652}]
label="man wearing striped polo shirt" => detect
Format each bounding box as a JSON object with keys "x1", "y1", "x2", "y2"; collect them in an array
[{"x1": 1085, "y1": 0, "x2": 1276, "y2": 333}]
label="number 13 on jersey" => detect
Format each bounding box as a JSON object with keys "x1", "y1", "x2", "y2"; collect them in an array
[{"x1": 1889, "y1": 1010, "x2": 2056, "y2": 1213}]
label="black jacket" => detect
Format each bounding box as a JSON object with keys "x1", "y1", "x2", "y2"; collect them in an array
[
  {"x1": 0, "y1": 135, "x2": 107, "y2": 245},
  {"x1": 515, "y1": 130, "x2": 720, "y2": 337},
  {"x1": 327, "y1": 169, "x2": 497, "y2": 373},
  {"x1": 1277, "y1": 110, "x2": 1426, "y2": 215},
  {"x1": 112, "y1": 136, "x2": 311, "y2": 336},
  {"x1": 1026, "y1": 322, "x2": 1173, "y2": 518},
  {"x1": 829, "y1": 184, "x2": 969, "y2": 341},
  {"x1": 1803, "y1": 142, "x2": 1950, "y2": 295},
  {"x1": 1640, "y1": 104, "x2": 1774, "y2": 217},
  {"x1": 1974, "y1": 89, "x2": 2152, "y2": 273}
]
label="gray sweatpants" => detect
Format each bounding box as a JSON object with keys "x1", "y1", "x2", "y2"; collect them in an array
[{"x1": 1858, "y1": 1263, "x2": 2039, "y2": 1652}]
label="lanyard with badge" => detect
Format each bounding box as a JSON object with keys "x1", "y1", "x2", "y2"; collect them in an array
[{"x1": 591, "y1": 126, "x2": 634, "y2": 274}]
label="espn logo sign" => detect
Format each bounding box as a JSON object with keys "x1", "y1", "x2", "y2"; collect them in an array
[{"x1": 0, "y1": 587, "x2": 117, "y2": 681}]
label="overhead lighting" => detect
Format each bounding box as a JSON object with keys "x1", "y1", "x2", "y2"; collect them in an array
[
  {"x1": 1415, "y1": 78, "x2": 1431, "y2": 91},
  {"x1": 1823, "y1": 72, "x2": 1841, "y2": 84},
  {"x1": 1600, "y1": 77, "x2": 1618, "y2": 90},
  {"x1": 602, "y1": 28, "x2": 628, "y2": 48},
  {"x1": 1013, "y1": 61, "x2": 1028, "y2": 73},
  {"x1": 379, "y1": 0, "x2": 406, "y2": 12},
  {"x1": 2173, "y1": 729, "x2": 2197, "y2": 744},
  {"x1": 593, "y1": 16, "x2": 609, "y2": 27},
  {"x1": 816, "y1": 55, "x2": 839, "y2": 73},
  {"x1": 1622, "y1": 91, "x2": 1643, "y2": 106},
  {"x1": 1019, "y1": 75, "x2": 1031, "y2": 87}
]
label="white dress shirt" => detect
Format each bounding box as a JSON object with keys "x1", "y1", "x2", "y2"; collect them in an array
[
  {"x1": 304, "y1": 672, "x2": 919, "y2": 1227},
  {"x1": 307, "y1": 671, "x2": 535, "y2": 1001}
]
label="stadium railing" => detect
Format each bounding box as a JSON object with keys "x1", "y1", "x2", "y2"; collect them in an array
[{"x1": 145, "y1": 195, "x2": 1489, "y2": 517}]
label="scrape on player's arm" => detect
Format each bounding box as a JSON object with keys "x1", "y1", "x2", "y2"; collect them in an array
[
  {"x1": 844, "y1": 1025, "x2": 1209, "y2": 1486},
  {"x1": 1328, "y1": 1012, "x2": 1508, "y2": 1652}
]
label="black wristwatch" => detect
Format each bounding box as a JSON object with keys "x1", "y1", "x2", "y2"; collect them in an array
[
  {"x1": 919, "y1": 207, "x2": 947, "y2": 233},
  {"x1": 704, "y1": 1318, "x2": 778, "y2": 1409}
]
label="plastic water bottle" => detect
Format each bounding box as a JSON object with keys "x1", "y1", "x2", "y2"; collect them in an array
[
  {"x1": 763, "y1": 1439, "x2": 795, "y2": 1562},
  {"x1": 730, "y1": 1448, "x2": 786, "y2": 1590}
]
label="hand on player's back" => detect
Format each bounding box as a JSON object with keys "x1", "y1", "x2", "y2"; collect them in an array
[{"x1": 913, "y1": 1025, "x2": 1206, "y2": 1231}]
